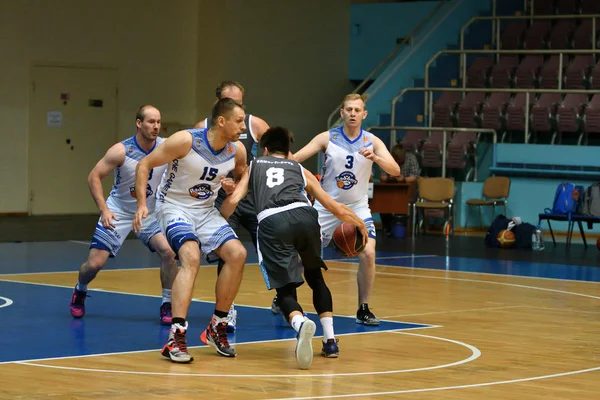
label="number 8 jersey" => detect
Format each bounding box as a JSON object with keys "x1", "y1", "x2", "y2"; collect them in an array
[
  {"x1": 249, "y1": 156, "x2": 310, "y2": 222},
  {"x1": 318, "y1": 126, "x2": 374, "y2": 206}
]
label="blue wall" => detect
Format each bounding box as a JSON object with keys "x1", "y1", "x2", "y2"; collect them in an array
[{"x1": 349, "y1": 1, "x2": 441, "y2": 80}]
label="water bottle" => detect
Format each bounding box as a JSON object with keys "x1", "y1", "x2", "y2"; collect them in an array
[{"x1": 532, "y1": 225, "x2": 545, "y2": 251}]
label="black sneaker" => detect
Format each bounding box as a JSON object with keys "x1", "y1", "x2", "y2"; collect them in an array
[
  {"x1": 356, "y1": 304, "x2": 380, "y2": 326},
  {"x1": 271, "y1": 295, "x2": 281, "y2": 314},
  {"x1": 321, "y1": 338, "x2": 340, "y2": 358}
]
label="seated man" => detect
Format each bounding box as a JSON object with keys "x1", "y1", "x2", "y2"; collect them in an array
[{"x1": 379, "y1": 143, "x2": 420, "y2": 236}]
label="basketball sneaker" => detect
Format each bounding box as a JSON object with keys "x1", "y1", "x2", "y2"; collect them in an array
[
  {"x1": 321, "y1": 338, "x2": 340, "y2": 358},
  {"x1": 226, "y1": 304, "x2": 237, "y2": 333},
  {"x1": 295, "y1": 318, "x2": 316, "y2": 370},
  {"x1": 200, "y1": 316, "x2": 236, "y2": 357},
  {"x1": 161, "y1": 322, "x2": 193, "y2": 363},
  {"x1": 271, "y1": 295, "x2": 281, "y2": 314},
  {"x1": 356, "y1": 304, "x2": 380, "y2": 326},
  {"x1": 69, "y1": 287, "x2": 88, "y2": 318},
  {"x1": 160, "y1": 302, "x2": 172, "y2": 326}
]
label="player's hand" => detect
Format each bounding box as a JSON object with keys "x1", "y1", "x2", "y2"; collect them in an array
[
  {"x1": 359, "y1": 147, "x2": 379, "y2": 163},
  {"x1": 100, "y1": 209, "x2": 118, "y2": 229},
  {"x1": 133, "y1": 206, "x2": 149, "y2": 233},
  {"x1": 358, "y1": 222, "x2": 369, "y2": 249},
  {"x1": 221, "y1": 177, "x2": 236, "y2": 195}
]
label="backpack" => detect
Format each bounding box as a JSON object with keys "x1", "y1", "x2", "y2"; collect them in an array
[
  {"x1": 579, "y1": 183, "x2": 600, "y2": 217},
  {"x1": 545, "y1": 183, "x2": 584, "y2": 215},
  {"x1": 513, "y1": 223, "x2": 536, "y2": 249},
  {"x1": 485, "y1": 215, "x2": 510, "y2": 247}
]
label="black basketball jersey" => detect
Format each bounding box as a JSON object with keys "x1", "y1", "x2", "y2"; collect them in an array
[
  {"x1": 249, "y1": 156, "x2": 310, "y2": 219},
  {"x1": 205, "y1": 114, "x2": 256, "y2": 166}
]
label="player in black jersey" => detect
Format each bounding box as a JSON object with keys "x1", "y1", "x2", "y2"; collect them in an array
[
  {"x1": 194, "y1": 81, "x2": 269, "y2": 332},
  {"x1": 221, "y1": 127, "x2": 367, "y2": 369}
]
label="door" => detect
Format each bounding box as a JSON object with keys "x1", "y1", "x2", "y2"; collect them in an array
[{"x1": 29, "y1": 66, "x2": 118, "y2": 214}]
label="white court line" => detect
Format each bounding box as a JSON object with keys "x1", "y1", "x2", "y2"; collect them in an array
[
  {"x1": 0, "y1": 296, "x2": 13, "y2": 309},
  {"x1": 17, "y1": 331, "x2": 477, "y2": 378},
  {"x1": 379, "y1": 305, "x2": 524, "y2": 319},
  {"x1": 268, "y1": 366, "x2": 600, "y2": 399}
]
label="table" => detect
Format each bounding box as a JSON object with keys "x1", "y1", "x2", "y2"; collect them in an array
[{"x1": 368, "y1": 182, "x2": 417, "y2": 215}]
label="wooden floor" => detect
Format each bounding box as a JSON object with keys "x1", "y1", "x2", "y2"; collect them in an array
[{"x1": 1, "y1": 251, "x2": 599, "y2": 399}]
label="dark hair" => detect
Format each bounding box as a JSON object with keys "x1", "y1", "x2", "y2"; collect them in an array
[
  {"x1": 215, "y1": 80, "x2": 245, "y2": 99},
  {"x1": 391, "y1": 143, "x2": 405, "y2": 164},
  {"x1": 135, "y1": 105, "x2": 156, "y2": 122},
  {"x1": 260, "y1": 127, "x2": 295, "y2": 155},
  {"x1": 210, "y1": 98, "x2": 245, "y2": 126}
]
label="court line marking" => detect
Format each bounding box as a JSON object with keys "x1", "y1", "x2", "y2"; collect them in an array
[
  {"x1": 379, "y1": 305, "x2": 524, "y2": 319},
  {"x1": 0, "y1": 296, "x2": 13, "y2": 309},
  {"x1": 16, "y1": 331, "x2": 479, "y2": 378},
  {"x1": 268, "y1": 366, "x2": 600, "y2": 399}
]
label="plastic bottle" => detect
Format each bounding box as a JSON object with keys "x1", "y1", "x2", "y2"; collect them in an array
[{"x1": 532, "y1": 225, "x2": 545, "y2": 251}]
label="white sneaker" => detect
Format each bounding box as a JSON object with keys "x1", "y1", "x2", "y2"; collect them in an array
[
  {"x1": 295, "y1": 318, "x2": 316, "y2": 370},
  {"x1": 226, "y1": 304, "x2": 237, "y2": 333}
]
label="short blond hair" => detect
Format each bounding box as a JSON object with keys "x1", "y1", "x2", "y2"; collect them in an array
[{"x1": 342, "y1": 93, "x2": 367, "y2": 108}]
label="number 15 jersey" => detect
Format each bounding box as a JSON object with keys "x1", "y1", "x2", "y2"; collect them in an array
[{"x1": 318, "y1": 126, "x2": 374, "y2": 206}]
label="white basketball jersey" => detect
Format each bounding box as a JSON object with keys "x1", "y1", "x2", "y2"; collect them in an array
[
  {"x1": 317, "y1": 126, "x2": 374, "y2": 206},
  {"x1": 106, "y1": 136, "x2": 166, "y2": 214},
  {"x1": 157, "y1": 128, "x2": 237, "y2": 209}
]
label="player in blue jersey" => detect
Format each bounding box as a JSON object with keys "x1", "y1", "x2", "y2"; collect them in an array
[{"x1": 69, "y1": 105, "x2": 178, "y2": 325}]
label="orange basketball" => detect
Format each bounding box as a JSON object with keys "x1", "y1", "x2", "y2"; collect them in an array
[
  {"x1": 497, "y1": 229, "x2": 515, "y2": 248},
  {"x1": 332, "y1": 223, "x2": 365, "y2": 257}
]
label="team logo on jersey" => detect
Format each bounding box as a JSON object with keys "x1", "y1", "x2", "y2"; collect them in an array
[
  {"x1": 189, "y1": 183, "x2": 213, "y2": 200},
  {"x1": 335, "y1": 171, "x2": 358, "y2": 190},
  {"x1": 239, "y1": 133, "x2": 247, "y2": 140},
  {"x1": 195, "y1": 140, "x2": 202, "y2": 148},
  {"x1": 130, "y1": 184, "x2": 153, "y2": 198},
  {"x1": 128, "y1": 146, "x2": 134, "y2": 153},
  {"x1": 227, "y1": 144, "x2": 234, "y2": 153}
]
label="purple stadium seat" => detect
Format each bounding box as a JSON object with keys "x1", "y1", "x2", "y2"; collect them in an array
[
  {"x1": 505, "y1": 93, "x2": 532, "y2": 132},
  {"x1": 557, "y1": 94, "x2": 588, "y2": 143},
  {"x1": 556, "y1": 0, "x2": 577, "y2": 14},
  {"x1": 583, "y1": 95, "x2": 600, "y2": 142},
  {"x1": 401, "y1": 130, "x2": 427, "y2": 154},
  {"x1": 447, "y1": 131, "x2": 477, "y2": 170},
  {"x1": 547, "y1": 19, "x2": 577, "y2": 49},
  {"x1": 489, "y1": 56, "x2": 520, "y2": 88},
  {"x1": 523, "y1": 21, "x2": 552, "y2": 50},
  {"x1": 565, "y1": 55, "x2": 595, "y2": 89},
  {"x1": 500, "y1": 21, "x2": 527, "y2": 49},
  {"x1": 421, "y1": 131, "x2": 449, "y2": 168},
  {"x1": 456, "y1": 92, "x2": 486, "y2": 128},
  {"x1": 514, "y1": 55, "x2": 544, "y2": 88},
  {"x1": 532, "y1": 0, "x2": 556, "y2": 15},
  {"x1": 432, "y1": 92, "x2": 461, "y2": 127},
  {"x1": 538, "y1": 55, "x2": 562, "y2": 88},
  {"x1": 572, "y1": 19, "x2": 593, "y2": 49},
  {"x1": 466, "y1": 57, "x2": 494, "y2": 88},
  {"x1": 591, "y1": 58, "x2": 600, "y2": 89},
  {"x1": 481, "y1": 92, "x2": 512, "y2": 131},
  {"x1": 531, "y1": 93, "x2": 562, "y2": 141}
]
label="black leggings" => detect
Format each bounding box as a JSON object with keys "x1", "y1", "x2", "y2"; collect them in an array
[{"x1": 276, "y1": 266, "x2": 333, "y2": 318}]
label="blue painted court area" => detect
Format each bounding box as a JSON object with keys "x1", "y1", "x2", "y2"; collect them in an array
[{"x1": 0, "y1": 280, "x2": 430, "y2": 363}]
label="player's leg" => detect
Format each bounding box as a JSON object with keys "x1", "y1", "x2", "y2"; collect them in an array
[
  {"x1": 355, "y1": 211, "x2": 379, "y2": 326},
  {"x1": 199, "y1": 208, "x2": 246, "y2": 357},
  {"x1": 295, "y1": 207, "x2": 339, "y2": 358},
  {"x1": 70, "y1": 212, "x2": 129, "y2": 318},
  {"x1": 157, "y1": 206, "x2": 200, "y2": 363},
  {"x1": 219, "y1": 208, "x2": 243, "y2": 332}
]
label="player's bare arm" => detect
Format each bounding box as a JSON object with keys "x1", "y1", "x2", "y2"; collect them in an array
[
  {"x1": 359, "y1": 136, "x2": 400, "y2": 177},
  {"x1": 303, "y1": 167, "x2": 368, "y2": 247},
  {"x1": 220, "y1": 165, "x2": 250, "y2": 220},
  {"x1": 89, "y1": 143, "x2": 126, "y2": 229},
  {"x1": 251, "y1": 116, "x2": 270, "y2": 142},
  {"x1": 133, "y1": 130, "x2": 192, "y2": 232},
  {"x1": 193, "y1": 119, "x2": 206, "y2": 129},
  {"x1": 292, "y1": 131, "x2": 329, "y2": 163}
]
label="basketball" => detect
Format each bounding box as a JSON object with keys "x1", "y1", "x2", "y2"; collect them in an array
[
  {"x1": 497, "y1": 229, "x2": 515, "y2": 248},
  {"x1": 332, "y1": 223, "x2": 365, "y2": 257}
]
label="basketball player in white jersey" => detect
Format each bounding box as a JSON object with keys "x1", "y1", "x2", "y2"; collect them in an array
[
  {"x1": 292, "y1": 94, "x2": 400, "y2": 326},
  {"x1": 193, "y1": 81, "x2": 269, "y2": 333},
  {"x1": 133, "y1": 98, "x2": 248, "y2": 363},
  {"x1": 69, "y1": 105, "x2": 178, "y2": 326}
]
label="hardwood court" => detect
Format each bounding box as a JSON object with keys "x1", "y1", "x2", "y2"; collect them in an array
[{"x1": 0, "y1": 240, "x2": 599, "y2": 399}]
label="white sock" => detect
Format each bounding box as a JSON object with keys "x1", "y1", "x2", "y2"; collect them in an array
[
  {"x1": 76, "y1": 282, "x2": 88, "y2": 292},
  {"x1": 320, "y1": 317, "x2": 335, "y2": 342},
  {"x1": 291, "y1": 314, "x2": 306, "y2": 332},
  {"x1": 162, "y1": 289, "x2": 172, "y2": 304}
]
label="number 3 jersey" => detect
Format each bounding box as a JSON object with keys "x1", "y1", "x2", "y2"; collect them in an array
[
  {"x1": 157, "y1": 128, "x2": 237, "y2": 209},
  {"x1": 318, "y1": 126, "x2": 374, "y2": 206},
  {"x1": 249, "y1": 156, "x2": 310, "y2": 222},
  {"x1": 106, "y1": 136, "x2": 166, "y2": 214}
]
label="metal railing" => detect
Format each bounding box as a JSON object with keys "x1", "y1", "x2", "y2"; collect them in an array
[
  {"x1": 390, "y1": 87, "x2": 600, "y2": 146},
  {"x1": 325, "y1": 0, "x2": 449, "y2": 129},
  {"x1": 367, "y1": 125, "x2": 497, "y2": 181}
]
